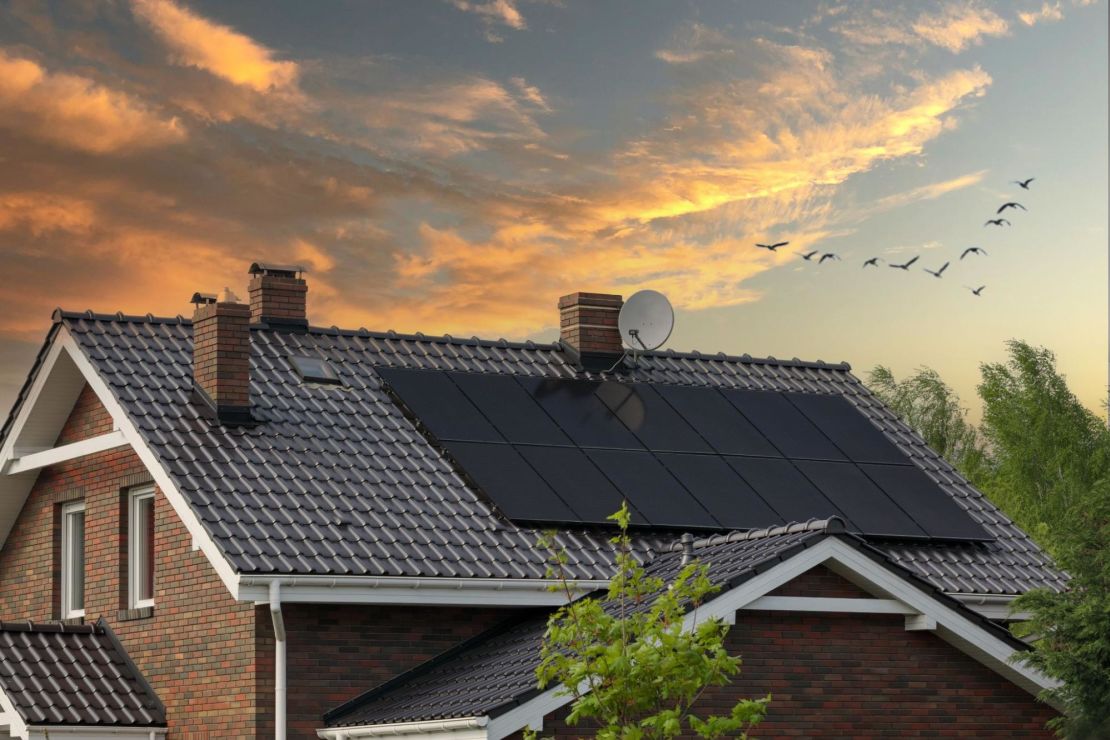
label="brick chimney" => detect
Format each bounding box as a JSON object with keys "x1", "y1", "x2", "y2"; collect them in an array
[
  {"x1": 558, "y1": 292, "x2": 624, "y2": 369},
  {"x1": 248, "y1": 262, "x2": 307, "y2": 329},
  {"x1": 192, "y1": 288, "x2": 252, "y2": 425}
]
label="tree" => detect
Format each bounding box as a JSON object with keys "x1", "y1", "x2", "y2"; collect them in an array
[
  {"x1": 533, "y1": 505, "x2": 768, "y2": 740},
  {"x1": 866, "y1": 365, "x2": 990, "y2": 483},
  {"x1": 977, "y1": 340, "x2": 1110, "y2": 545}
]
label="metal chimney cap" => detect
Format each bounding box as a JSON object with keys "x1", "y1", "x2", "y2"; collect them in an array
[
  {"x1": 249, "y1": 262, "x2": 305, "y2": 278},
  {"x1": 190, "y1": 292, "x2": 217, "y2": 306}
]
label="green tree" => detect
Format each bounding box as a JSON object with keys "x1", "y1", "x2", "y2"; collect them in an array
[
  {"x1": 866, "y1": 365, "x2": 990, "y2": 482},
  {"x1": 533, "y1": 505, "x2": 768, "y2": 740}
]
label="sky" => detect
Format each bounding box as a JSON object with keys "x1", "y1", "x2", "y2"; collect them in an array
[{"x1": 0, "y1": 0, "x2": 1106, "y2": 421}]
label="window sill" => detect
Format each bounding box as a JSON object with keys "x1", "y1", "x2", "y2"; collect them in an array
[
  {"x1": 117, "y1": 606, "x2": 154, "y2": 621},
  {"x1": 58, "y1": 616, "x2": 85, "y2": 626}
]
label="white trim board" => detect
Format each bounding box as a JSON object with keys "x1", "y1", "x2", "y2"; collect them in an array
[
  {"x1": 316, "y1": 717, "x2": 488, "y2": 740},
  {"x1": 323, "y1": 537, "x2": 1059, "y2": 740},
  {"x1": 4, "y1": 430, "x2": 128, "y2": 474}
]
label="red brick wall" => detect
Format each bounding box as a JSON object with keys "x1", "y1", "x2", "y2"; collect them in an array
[
  {"x1": 257, "y1": 603, "x2": 517, "y2": 738},
  {"x1": 523, "y1": 567, "x2": 1058, "y2": 739},
  {"x1": 0, "y1": 384, "x2": 262, "y2": 737}
]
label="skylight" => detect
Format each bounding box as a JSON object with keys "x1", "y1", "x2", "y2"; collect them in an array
[{"x1": 289, "y1": 355, "x2": 342, "y2": 385}]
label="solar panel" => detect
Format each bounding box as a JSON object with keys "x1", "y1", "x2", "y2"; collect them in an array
[
  {"x1": 725, "y1": 457, "x2": 846, "y2": 525},
  {"x1": 793, "y1": 461, "x2": 926, "y2": 538},
  {"x1": 375, "y1": 367, "x2": 992, "y2": 542},
  {"x1": 657, "y1": 453, "x2": 782, "y2": 529},
  {"x1": 653, "y1": 385, "x2": 779, "y2": 457},
  {"x1": 860, "y1": 464, "x2": 989, "y2": 540},
  {"x1": 585, "y1": 449, "x2": 719, "y2": 529},
  {"x1": 441, "y1": 441, "x2": 576, "y2": 523},
  {"x1": 450, "y1": 372, "x2": 570, "y2": 446},
  {"x1": 376, "y1": 367, "x2": 502, "y2": 443},
  {"x1": 788, "y1": 393, "x2": 905, "y2": 464},
  {"x1": 595, "y1": 383, "x2": 712, "y2": 453},
  {"x1": 722, "y1": 390, "x2": 845, "y2": 461},
  {"x1": 518, "y1": 377, "x2": 643, "y2": 450},
  {"x1": 517, "y1": 446, "x2": 641, "y2": 525}
]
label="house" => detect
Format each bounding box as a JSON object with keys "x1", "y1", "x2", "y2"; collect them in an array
[{"x1": 0, "y1": 263, "x2": 1066, "y2": 738}]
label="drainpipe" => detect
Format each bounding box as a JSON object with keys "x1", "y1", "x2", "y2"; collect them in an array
[{"x1": 270, "y1": 579, "x2": 287, "y2": 740}]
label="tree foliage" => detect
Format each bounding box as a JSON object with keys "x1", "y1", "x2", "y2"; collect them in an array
[
  {"x1": 532, "y1": 505, "x2": 768, "y2": 740},
  {"x1": 869, "y1": 340, "x2": 1110, "y2": 736}
]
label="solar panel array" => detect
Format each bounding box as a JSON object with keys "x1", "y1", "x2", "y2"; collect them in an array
[{"x1": 374, "y1": 367, "x2": 990, "y2": 542}]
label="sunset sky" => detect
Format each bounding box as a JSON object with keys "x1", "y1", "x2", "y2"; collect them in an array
[{"x1": 0, "y1": 0, "x2": 1106, "y2": 419}]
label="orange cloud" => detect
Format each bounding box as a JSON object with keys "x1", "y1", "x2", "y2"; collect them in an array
[
  {"x1": 447, "y1": 0, "x2": 527, "y2": 41},
  {"x1": 131, "y1": 0, "x2": 299, "y2": 93},
  {"x1": 0, "y1": 193, "x2": 97, "y2": 237},
  {"x1": 0, "y1": 50, "x2": 184, "y2": 154},
  {"x1": 1019, "y1": 3, "x2": 1065, "y2": 26}
]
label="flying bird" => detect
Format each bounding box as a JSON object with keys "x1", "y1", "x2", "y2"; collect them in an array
[
  {"x1": 890, "y1": 256, "x2": 919, "y2": 270},
  {"x1": 967, "y1": 285, "x2": 986, "y2": 296},
  {"x1": 961, "y1": 247, "x2": 987, "y2": 260},
  {"x1": 798, "y1": 250, "x2": 819, "y2": 261},
  {"x1": 1013, "y1": 178, "x2": 1034, "y2": 190},
  {"x1": 818, "y1": 253, "x2": 840, "y2": 264},
  {"x1": 756, "y1": 241, "x2": 790, "y2": 251},
  {"x1": 924, "y1": 262, "x2": 949, "y2": 278},
  {"x1": 863, "y1": 257, "x2": 881, "y2": 268},
  {"x1": 984, "y1": 218, "x2": 1010, "y2": 227},
  {"x1": 997, "y1": 202, "x2": 1026, "y2": 214}
]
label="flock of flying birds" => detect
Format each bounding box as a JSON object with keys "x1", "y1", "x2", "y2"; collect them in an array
[{"x1": 756, "y1": 177, "x2": 1037, "y2": 297}]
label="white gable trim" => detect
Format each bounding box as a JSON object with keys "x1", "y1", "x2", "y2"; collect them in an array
[
  {"x1": 316, "y1": 717, "x2": 488, "y2": 740},
  {"x1": 4, "y1": 430, "x2": 128, "y2": 474},
  {"x1": 321, "y1": 537, "x2": 1060, "y2": 740}
]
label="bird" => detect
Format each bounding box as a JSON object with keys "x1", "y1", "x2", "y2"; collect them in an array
[
  {"x1": 967, "y1": 285, "x2": 986, "y2": 296},
  {"x1": 924, "y1": 262, "x2": 949, "y2": 278},
  {"x1": 984, "y1": 218, "x2": 1010, "y2": 227},
  {"x1": 756, "y1": 241, "x2": 789, "y2": 251},
  {"x1": 1013, "y1": 178, "x2": 1034, "y2": 190},
  {"x1": 818, "y1": 253, "x2": 840, "y2": 264},
  {"x1": 798, "y1": 250, "x2": 819, "y2": 261},
  {"x1": 863, "y1": 257, "x2": 881, "y2": 268},
  {"x1": 997, "y1": 202, "x2": 1026, "y2": 214},
  {"x1": 960, "y1": 247, "x2": 988, "y2": 260},
  {"x1": 890, "y1": 256, "x2": 919, "y2": 270}
]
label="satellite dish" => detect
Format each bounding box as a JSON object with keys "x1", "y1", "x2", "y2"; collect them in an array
[{"x1": 618, "y1": 290, "x2": 674, "y2": 352}]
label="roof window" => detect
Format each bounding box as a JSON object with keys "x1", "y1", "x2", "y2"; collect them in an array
[{"x1": 290, "y1": 355, "x2": 342, "y2": 385}]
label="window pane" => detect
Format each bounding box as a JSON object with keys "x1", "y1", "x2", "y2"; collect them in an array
[
  {"x1": 66, "y1": 509, "x2": 85, "y2": 613},
  {"x1": 134, "y1": 495, "x2": 154, "y2": 603}
]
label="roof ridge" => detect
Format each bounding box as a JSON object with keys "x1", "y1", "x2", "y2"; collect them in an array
[
  {"x1": 0, "y1": 620, "x2": 97, "y2": 634},
  {"x1": 672, "y1": 517, "x2": 847, "y2": 552},
  {"x1": 54, "y1": 309, "x2": 851, "y2": 370}
]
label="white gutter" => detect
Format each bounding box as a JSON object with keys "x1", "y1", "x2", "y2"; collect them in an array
[
  {"x1": 270, "y1": 580, "x2": 287, "y2": 740},
  {"x1": 317, "y1": 717, "x2": 488, "y2": 740},
  {"x1": 949, "y1": 593, "x2": 1030, "y2": 621},
  {"x1": 238, "y1": 575, "x2": 607, "y2": 607}
]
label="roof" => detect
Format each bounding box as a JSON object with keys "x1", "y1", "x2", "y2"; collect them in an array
[
  {"x1": 17, "y1": 309, "x2": 1063, "y2": 594},
  {"x1": 324, "y1": 521, "x2": 1032, "y2": 728},
  {"x1": 0, "y1": 619, "x2": 165, "y2": 727}
]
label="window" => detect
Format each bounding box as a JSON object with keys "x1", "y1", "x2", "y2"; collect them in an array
[
  {"x1": 60, "y1": 501, "x2": 85, "y2": 619},
  {"x1": 128, "y1": 487, "x2": 155, "y2": 609},
  {"x1": 289, "y1": 355, "x2": 342, "y2": 385}
]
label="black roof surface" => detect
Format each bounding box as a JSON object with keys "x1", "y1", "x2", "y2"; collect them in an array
[
  {"x1": 0, "y1": 619, "x2": 165, "y2": 727},
  {"x1": 15, "y1": 310, "x2": 1063, "y2": 594},
  {"x1": 325, "y1": 520, "x2": 1031, "y2": 728}
]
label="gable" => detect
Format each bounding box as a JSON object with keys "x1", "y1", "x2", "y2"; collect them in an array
[
  {"x1": 53, "y1": 384, "x2": 112, "y2": 447},
  {"x1": 768, "y1": 564, "x2": 872, "y2": 598}
]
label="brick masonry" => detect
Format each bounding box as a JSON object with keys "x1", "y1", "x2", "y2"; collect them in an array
[
  {"x1": 192, "y1": 300, "x2": 252, "y2": 410},
  {"x1": 249, "y1": 274, "x2": 308, "y2": 325},
  {"x1": 558, "y1": 292, "x2": 624, "y2": 356},
  {"x1": 518, "y1": 566, "x2": 1058, "y2": 739}
]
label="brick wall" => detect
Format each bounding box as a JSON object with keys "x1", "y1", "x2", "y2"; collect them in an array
[
  {"x1": 0, "y1": 384, "x2": 262, "y2": 737},
  {"x1": 257, "y1": 603, "x2": 516, "y2": 738},
  {"x1": 520, "y1": 566, "x2": 1058, "y2": 739}
]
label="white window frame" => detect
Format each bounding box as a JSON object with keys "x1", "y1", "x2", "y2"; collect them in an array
[
  {"x1": 128, "y1": 486, "x2": 156, "y2": 609},
  {"x1": 60, "y1": 501, "x2": 85, "y2": 619}
]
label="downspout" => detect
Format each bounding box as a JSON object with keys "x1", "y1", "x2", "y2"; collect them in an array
[{"x1": 270, "y1": 579, "x2": 287, "y2": 740}]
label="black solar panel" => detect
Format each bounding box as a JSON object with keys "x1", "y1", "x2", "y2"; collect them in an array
[{"x1": 375, "y1": 367, "x2": 992, "y2": 543}]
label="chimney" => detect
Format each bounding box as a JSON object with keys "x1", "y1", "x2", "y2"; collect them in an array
[
  {"x1": 248, "y1": 262, "x2": 307, "y2": 329},
  {"x1": 558, "y1": 292, "x2": 624, "y2": 370},
  {"x1": 192, "y1": 288, "x2": 253, "y2": 425}
]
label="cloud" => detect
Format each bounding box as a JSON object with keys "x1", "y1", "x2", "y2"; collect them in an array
[
  {"x1": 0, "y1": 49, "x2": 185, "y2": 154},
  {"x1": 655, "y1": 23, "x2": 736, "y2": 64},
  {"x1": 1019, "y1": 2, "x2": 1065, "y2": 25},
  {"x1": 447, "y1": 0, "x2": 526, "y2": 41},
  {"x1": 510, "y1": 76, "x2": 551, "y2": 111},
  {"x1": 911, "y1": 4, "x2": 1009, "y2": 52},
  {"x1": 131, "y1": 0, "x2": 299, "y2": 93},
  {"x1": 845, "y1": 170, "x2": 988, "y2": 222},
  {"x1": 0, "y1": 192, "x2": 98, "y2": 236}
]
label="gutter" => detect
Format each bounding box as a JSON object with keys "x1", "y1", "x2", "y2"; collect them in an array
[
  {"x1": 948, "y1": 592, "x2": 1030, "y2": 621},
  {"x1": 317, "y1": 717, "x2": 488, "y2": 740},
  {"x1": 270, "y1": 580, "x2": 287, "y2": 740}
]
